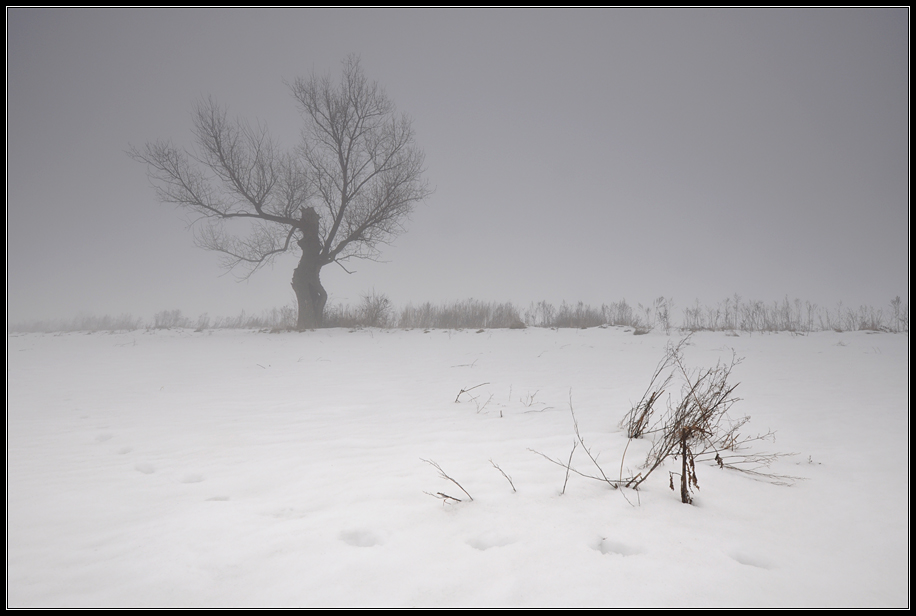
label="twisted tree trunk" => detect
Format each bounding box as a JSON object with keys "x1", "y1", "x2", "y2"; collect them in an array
[{"x1": 291, "y1": 207, "x2": 327, "y2": 330}]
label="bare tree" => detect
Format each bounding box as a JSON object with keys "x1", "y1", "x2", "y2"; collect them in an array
[{"x1": 130, "y1": 56, "x2": 430, "y2": 329}]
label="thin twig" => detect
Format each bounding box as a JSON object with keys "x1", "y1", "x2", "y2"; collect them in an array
[
  {"x1": 489, "y1": 459, "x2": 516, "y2": 493},
  {"x1": 528, "y1": 447, "x2": 612, "y2": 484},
  {"x1": 424, "y1": 491, "x2": 462, "y2": 504},
  {"x1": 562, "y1": 441, "x2": 577, "y2": 494},
  {"x1": 455, "y1": 383, "x2": 490, "y2": 403},
  {"x1": 569, "y1": 392, "x2": 619, "y2": 489},
  {"x1": 421, "y1": 458, "x2": 473, "y2": 501}
]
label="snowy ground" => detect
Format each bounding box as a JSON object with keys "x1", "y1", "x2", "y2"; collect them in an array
[{"x1": 7, "y1": 327, "x2": 909, "y2": 607}]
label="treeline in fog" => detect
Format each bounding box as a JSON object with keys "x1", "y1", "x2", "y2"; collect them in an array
[{"x1": 9, "y1": 295, "x2": 908, "y2": 334}]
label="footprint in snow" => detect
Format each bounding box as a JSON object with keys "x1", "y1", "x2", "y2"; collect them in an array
[
  {"x1": 596, "y1": 538, "x2": 641, "y2": 556},
  {"x1": 134, "y1": 463, "x2": 155, "y2": 474},
  {"x1": 180, "y1": 473, "x2": 205, "y2": 484},
  {"x1": 729, "y1": 551, "x2": 774, "y2": 569},
  {"x1": 95, "y1": 433, "x2": 114, "y2": 443},
  {"x1": 466, "y1": 532, "x2": 516, "y2": 551},
  {"x1": 340, "y1": 530, "x2": 383, "y2": 547}
]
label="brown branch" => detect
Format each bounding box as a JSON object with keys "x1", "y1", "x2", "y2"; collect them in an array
[
  {"x1": 424, "y1": 491, "x2": 462, "y2": 504},
  {"x1": 489, "y1": 460, "x2": 516, "y2": 493},
  {"x1": 562, "y1": 441, "x2": 577, "y2": 495},
  {"x1": 455, "y1": 383, "x2": 490, "y2": 403},
  {"x1": 569, "y1": 393, "x2": 619, "y2": 490},
  {"x1": 421, "y1": 459, "x2": 473, "y2": 502}
]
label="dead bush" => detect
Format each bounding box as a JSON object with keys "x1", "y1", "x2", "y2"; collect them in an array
[{"x1": 623, "y1": 336, "x2": 798, "y2": 503}]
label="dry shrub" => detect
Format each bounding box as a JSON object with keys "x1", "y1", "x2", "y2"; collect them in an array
[{"x1": 623, "y1": 336, "x2": 798, "y2": 503}]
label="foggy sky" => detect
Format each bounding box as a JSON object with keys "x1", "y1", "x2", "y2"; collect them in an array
[{"x1": 6, "y1": 8, "x2": 909, "y2": 323}]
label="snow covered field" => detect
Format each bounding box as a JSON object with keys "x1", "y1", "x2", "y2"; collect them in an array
[{"x1": 7, "y1": 327, "x2": 908, "y2": 607}]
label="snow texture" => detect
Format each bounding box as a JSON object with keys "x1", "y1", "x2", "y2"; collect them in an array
[{"x1": 7, "y1": 327, "x2": 908, "y2": 607}]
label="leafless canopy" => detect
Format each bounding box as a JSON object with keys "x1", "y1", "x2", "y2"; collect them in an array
[
  {"x1": 289, "y1": 57, "x2": 430, "y2": 265},
  {"x1": 129, "y1": 55, "x2": 430, "y2": 280}
]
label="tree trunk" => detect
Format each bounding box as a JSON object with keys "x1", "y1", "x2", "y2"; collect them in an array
[{"x1": 291, "y1": 207, "x2": 327, "y2": 330}]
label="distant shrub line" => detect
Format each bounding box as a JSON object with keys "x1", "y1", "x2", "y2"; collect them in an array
[{"x1": 9, "y1": 294, "x2": 908, "y2": 334}]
